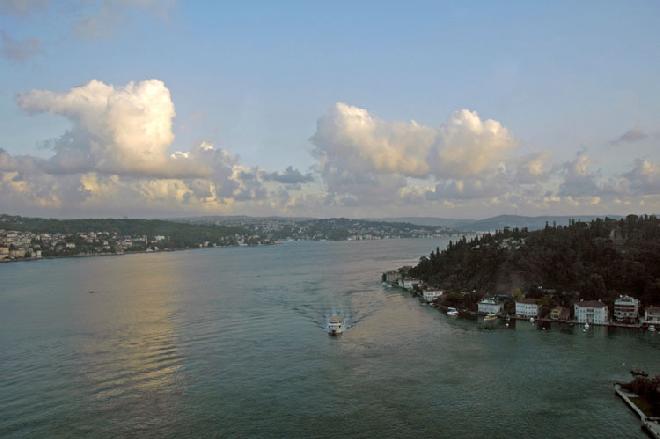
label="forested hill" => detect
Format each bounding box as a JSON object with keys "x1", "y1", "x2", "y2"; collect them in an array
[{"x1": 409, "y1": 215, "x2": 660, "y2": 305}]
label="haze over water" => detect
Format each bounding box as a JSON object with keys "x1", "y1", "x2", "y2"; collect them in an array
[{"x1": 1, "y1": 239, "x2": 659, "y2": 438}]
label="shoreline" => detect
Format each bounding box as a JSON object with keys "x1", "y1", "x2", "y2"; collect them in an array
[
  {"x1": 0, "y1": 242, "x2": 279, "y2": 265},
  {"x1": 0, "y1": 236, "x2": 455, "y2": 266},
  {"x1": 614, "y1": 384, "x2": 660, "y2": 438}
]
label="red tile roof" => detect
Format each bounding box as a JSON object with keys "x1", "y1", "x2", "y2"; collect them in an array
[{"x1": 576, "y1": 300, "x2": 607, "y2": 308}]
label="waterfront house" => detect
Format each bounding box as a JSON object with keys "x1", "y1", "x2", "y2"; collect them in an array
[
  {"x1": 644, "y1": 306, "x2": 660, "y2": 325},
  {"x1": 423, "y1": 290, "x2": 443, "y2": 303},
  {"x1": 613, "y1": 295, "x2": 640, "y2": 324},
  {"x1": 383, "y1": 270, "x2": 401, "y2": 284},
  {"x1": 400, "y1": 278, "x2": 420, "y2": 291},
  {"x1": 515, "y1": 298, "x2": 540, "y2": 318},
  {"x1": 9, "y1": 248, "x2": 26, "y2": 258},
  {"x1": 574, "y1": 300, "x2": 608, "y2": 325},
  {"x1": 478, "y1": 298, "x2": 503, "y2": 315},
  {"x1": 550, "y1": 306, "x2": 570, "y2": 321}
]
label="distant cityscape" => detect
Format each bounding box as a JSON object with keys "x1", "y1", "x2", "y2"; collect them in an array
[{"x1": 0, "y1": 214, "x2": 453, "y2": 262}]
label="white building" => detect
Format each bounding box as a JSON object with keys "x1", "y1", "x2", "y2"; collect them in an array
[
  {"x1": 400, "y1": 278, "x2": 420, "y2": 291},
  {"x1": 515, "y1": 299, "x2": 540, "y2": 318},
  {"x1": 645, "y1": 306, "x2": 660, "y2": 325},
  {"x1": 423, "y1": 290, "x2": 443, "y2": 303},
  {"x1": 613, "y1": 295, "x2": 640, "y2": 323},
  {"x1": 574, "y1": 300, "x2": 609, "y2": 325},
  {"x1": 478, "y1": 298, "x2": 503, "y2": 315}
]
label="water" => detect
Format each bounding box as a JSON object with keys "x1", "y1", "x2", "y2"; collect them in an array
[{"x1": 1, "y1": 239, "x2": 659, "y2": 438}]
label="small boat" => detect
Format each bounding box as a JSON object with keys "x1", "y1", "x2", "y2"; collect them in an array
[
  {"x1": 482, "y1": 313, "x2": 498, "y2": 328},
  {"x1": 529, "y1": 317, "x2": 535, "y2": 323},
  {"x1": 584, "y1": 322, "x2": 590, "y2": 330},
  {"x1": 484, "y1": 313, "x2": 498, "y2": 322},
  {"x1": 328, "y1": 315, "x2": 343, "y2": 336},
  {"x1": 446, "y1": 307, "x2": 459, "y2": 317},
  {"x1": 649, "y1": 324, "x2": 656, "y2": 332}
]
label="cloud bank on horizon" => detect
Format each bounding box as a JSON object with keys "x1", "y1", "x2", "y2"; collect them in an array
[{"x1": 0, "y1": 78, "x2": 658, "y2": 218}]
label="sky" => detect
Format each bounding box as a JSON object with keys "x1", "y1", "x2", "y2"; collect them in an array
[{"x1": 1, "y1": 0, "x2": 660, "y2": 219}]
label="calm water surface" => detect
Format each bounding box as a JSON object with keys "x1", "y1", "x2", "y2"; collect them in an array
[{"x1": 1, "y1": 239, "x2": 659, "y2": 438}]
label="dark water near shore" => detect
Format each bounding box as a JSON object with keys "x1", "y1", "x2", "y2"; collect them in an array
[{"x1": 1, "y1": 239, "x2": 659, "y2": 438}]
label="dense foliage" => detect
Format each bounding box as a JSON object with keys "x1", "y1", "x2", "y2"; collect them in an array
[{"x1": 410, "y1": 215, "x2": 660, "y2": 306}]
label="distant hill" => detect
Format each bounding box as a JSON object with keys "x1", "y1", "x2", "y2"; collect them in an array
[
  {"x1": 380, "y1": 215, "x2": 623, "y2": 232},
  {"x1": 376, "y1": 217, "x2": 473, "y2": 228}
]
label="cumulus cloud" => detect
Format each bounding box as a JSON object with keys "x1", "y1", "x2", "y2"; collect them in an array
[
  {"x1": 5, "y1": 85, "x2": 660, "y2": 217},
  {"x1": 624, "y1": 159, "x2": 660, "y2": 196},
  {"x1": 312, "y1": 102, "x2": 515, "y2": 181},
  {"x1": 1, "y1": 78, "x2": 313, "y2": 216},
  {"x1": 311, "y1": 102, "x2": 518, "y2": 206},
  {"x1": 17, "y1": 79, "x2": 208, "y2": 178},
  {"x1": 432, "y1": 109, "x2": 515, "y2": 178},
  {"x1": 1, "y1": 31, "x2": 41, "y2": 61}
]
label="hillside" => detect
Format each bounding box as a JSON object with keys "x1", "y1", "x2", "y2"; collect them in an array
[{"x1": 409, "y1": 215, "x2": 660, "y2": 306}]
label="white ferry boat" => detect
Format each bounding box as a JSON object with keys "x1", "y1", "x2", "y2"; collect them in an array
[{"x1": 328, "y1": 315, "x2": 343, "y2": 336}]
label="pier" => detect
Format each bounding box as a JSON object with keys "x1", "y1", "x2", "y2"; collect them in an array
[{"x1": 615, "y1": 384, "x2": 660, "y2": 439}]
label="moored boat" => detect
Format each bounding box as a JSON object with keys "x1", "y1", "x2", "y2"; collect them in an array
[
  {"x1": 481, "y1": 313, "x2": 498, "y2": 328},
  {"x1": 446, "y1": 307, "x2": 459, "y2": 317},
  {"x1": 483, "y1": 313, "x2": 498, "y2": 323}
]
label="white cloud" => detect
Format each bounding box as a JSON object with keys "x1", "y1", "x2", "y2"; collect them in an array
[
  {"x1": 4, "y1": 85, "x2": 660, "y2": 217},
  {"x1": 558, "y1": 151, "x2": 603, "y2": 198},
  {"x1": 1, "y1": 79, "x2": 313, "y2": 216},
  {"x1": 312, "y1": 102, "x2": 515, "y2": 181},
  {"x1": 624, "y1": 159, "x2": 660, "y2": 195},
  {"x1": 18, "y1": 79, "x2": 208, "y2": 178},
  {"x1": 310, "y1": 102, "x2": 519, "y2": 208}
]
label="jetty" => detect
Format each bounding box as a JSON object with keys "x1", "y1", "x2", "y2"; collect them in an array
[{"x1": 614, "y1": 384, "x2": 660, "y2": 438}]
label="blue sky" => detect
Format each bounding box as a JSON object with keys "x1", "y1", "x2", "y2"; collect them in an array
[{"x1": 1, "y1": 1, "x2": 660, "y2": 218}]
